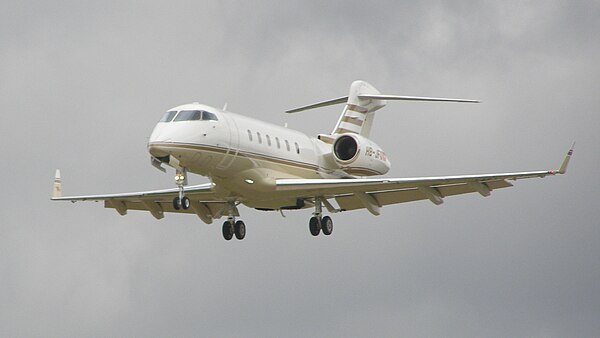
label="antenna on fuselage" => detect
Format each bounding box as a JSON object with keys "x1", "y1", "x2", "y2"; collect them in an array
[{"x1": 222, "y1": 103, "x2": 228, "y2": 111}]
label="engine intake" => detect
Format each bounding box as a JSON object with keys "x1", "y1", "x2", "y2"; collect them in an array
[
  {"x1": 333, "y1": 135, "x2": 359, "y2": 162},
  {"x1": 331, "y1": 133, "x2": 391, "y2": 176}
]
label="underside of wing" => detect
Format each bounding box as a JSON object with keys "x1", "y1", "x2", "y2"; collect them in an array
[
  {"x1": 276, "y1": 171, "x2": 550, "y2": 215},
  {"x1": 333, "y1": 178, "x2": 514, "y2": 212},
  {"x1": 51, "y1": 182, "x2": 232, "y2": 224},
  {"x1": 275, "y1": 143, "x2": 574, "y2": 215}
]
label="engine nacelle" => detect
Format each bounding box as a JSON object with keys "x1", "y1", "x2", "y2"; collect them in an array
[{"x1": 332, "y1": 134, "x2": 391, "y2": 176}]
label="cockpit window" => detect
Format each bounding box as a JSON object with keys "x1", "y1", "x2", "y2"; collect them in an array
[
  {"x1": 203, "y1": 111, "x2": 218, "y2": 121},
  {"x1": 174, "y1": 110, "x2": 202, "y2": 121},
  {"x1": 160, "y1": 111, "x2": 177, "y2": 122},
  {"x1": 170, "y1": 110, "x2": 219, "y2": 122}
]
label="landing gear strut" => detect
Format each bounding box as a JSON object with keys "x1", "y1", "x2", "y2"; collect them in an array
[
  {"x1": 172, "y1": 168, "x2": 190, "y2": 210},
  {"x1": 308, "y1": 197, "x2": 333, "y2": 236}
]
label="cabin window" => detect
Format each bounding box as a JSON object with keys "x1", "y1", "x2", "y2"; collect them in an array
[
  {"x1": 294, "y1": 142, "x2": 300, "y2": 154},
  {"x1": 275, "y1": 137, "x2": 281, "y2": 149},
  {"x1": 174, "y1": 110, "x2": 202, "y2": 121},
  {"x1": 257, "y1": 132, "x2": 262, "y2": 144},
  {"x1": 266, "y1": 135, "x2": 271, "y2": 146},
  {"x1": 285, "y1": 140, "x2": 290, "y2": 151},
  {"x1": 160, "y1": 111, "x2": 177, "y2": 122},
  {"x1": 247, "y1": 130, "x2": 253, "y2": 141}
]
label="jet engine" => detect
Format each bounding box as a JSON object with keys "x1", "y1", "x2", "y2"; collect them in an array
[{"x1": 332, "y1": 134, "x2": 391, "y2": 176}]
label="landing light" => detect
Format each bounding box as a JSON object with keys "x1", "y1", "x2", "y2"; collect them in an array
[{"x1": 244, "y1": 179, "x2": 254, "y2": 184}]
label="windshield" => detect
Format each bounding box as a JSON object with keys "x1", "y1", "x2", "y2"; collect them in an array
[
  {"x1": 203, "y1": 111, "x2": 218, "y2": 121},
  {"x1": 161, "y1": 110, "x2": 219, "y2": 122},
  {"x1": 159, "y1": 111, "x2": 177, "y2": 122},
  {"x1": 171, "y1": 110, "x2": 219, "y2": 122},
  {"x1": 174, "y1": 110, "x2": 202, "y2": 121}
]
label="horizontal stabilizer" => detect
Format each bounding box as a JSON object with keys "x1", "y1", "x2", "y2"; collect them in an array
[
  {"x1": 357, "y1": 94, "x2": 480, "y2": 103},
  {"x1": 286, "y1": 96, "x2": 348, "y2": 113},
  {"x1": 286, "y1": 92, "x2": 479, "y2": 114},
  {"x1": 286, "y1": 80, "x2": 481, "y2": 137}
]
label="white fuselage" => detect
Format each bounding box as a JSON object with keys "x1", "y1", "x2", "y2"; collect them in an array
[{"x1": 147, "y1": 103, "x2": 390, "y2": 210}]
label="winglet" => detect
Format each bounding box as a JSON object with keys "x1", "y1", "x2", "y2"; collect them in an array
[
  {"x1": 52, "y1": 169, "x2": 62, "y2": 198},
  {"x1": 557, "y1": 142, "x2": 575, "y2": 174}
]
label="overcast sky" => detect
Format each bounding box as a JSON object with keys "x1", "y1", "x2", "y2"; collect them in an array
[{"x1": 1, "y1": 1, "x2": 599, "y2": 337}]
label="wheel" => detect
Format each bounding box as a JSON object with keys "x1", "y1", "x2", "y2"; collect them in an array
[
  {"x1": 309, "y1": 216, "x2": 320, "y2": 236},
  {"x1": 172, "y1": 197, "x2": 181, "y2": 210},
  {"x1": 181, "y1": 196, "x2": 190, "y2": 210},
  {"x1": 234, "y1": 220, "x2": 246, "y2": 240},
  {"x1": 222, "y1": 221, "x2": 234, "y2": 240},
  {"x1": 321, "y1": 216, "x2": 333, "y2": 235}
]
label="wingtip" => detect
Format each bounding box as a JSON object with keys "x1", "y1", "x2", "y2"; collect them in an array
[
  {"x1": 52, "y1": 169, "x2": 62, "y2": 198},
  {"x1": 557, "y1": 142, "x2": 575, "y2": 174}
]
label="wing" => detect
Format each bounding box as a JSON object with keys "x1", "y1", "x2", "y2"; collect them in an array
[
  {"x1": 51, "y1": 177, "x2": 230, "y2": 224},
  {"x1": 276, "y1": 144, "x2": 575, "y2": 215}
]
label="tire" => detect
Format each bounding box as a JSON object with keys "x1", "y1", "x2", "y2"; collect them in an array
[
  {"x1": 234, "y1": 220, "x2": 246, "y2": 240},
  {"x1": 181, "y1": 196, "x2": 190, "y2": 210},
  {"x1": 172, "y1": 197, "x2": 181, "y2": 210},
  {"x1": 309, "y1": 217, "x2": 320, "y2": 236},
  {"x1": 222, "y1": 221, "x2": 234, "y2": 240},
  {"x1": 321, "y1": 216, "x2": 333, "y2": 235}
]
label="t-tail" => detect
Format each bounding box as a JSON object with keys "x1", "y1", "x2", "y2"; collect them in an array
[{"x1": 286, "y1": 80, "x2": 480, "y2": 138}]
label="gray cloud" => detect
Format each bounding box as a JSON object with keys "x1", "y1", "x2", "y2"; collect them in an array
[{"x1": 1, "y1": 1, "x2": 599, "y2": 337}]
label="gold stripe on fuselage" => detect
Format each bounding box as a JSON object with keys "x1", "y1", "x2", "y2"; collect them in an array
[
  {"x1": 149, "y1": 141, "x2": 321, "y2": 175},
  {"x1": 149, "y1": 141, "x2": 386, "y2": 186}
]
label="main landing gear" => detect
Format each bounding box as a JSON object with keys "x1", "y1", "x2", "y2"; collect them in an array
[
  {"x1": 309, "y1": 197, "x2": 333, "y2": 236},
  {"x1": 219, "y1": 202, "x2": 246, "y2": 241},
  {"x1": 222, "y1": 217, "x2": 246, "y2": 241},
  {"x1": 172, "y1": 169, "x2": 190, "y2": 210}
]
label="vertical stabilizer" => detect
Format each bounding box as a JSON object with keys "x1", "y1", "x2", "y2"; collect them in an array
[{"x1": 331, "y1": 80, "x2": 386, "y2": 138}]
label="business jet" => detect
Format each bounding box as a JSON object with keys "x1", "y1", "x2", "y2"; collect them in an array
[{"x1": 52, "y1": 80, "x2": 574, "y2": 241}]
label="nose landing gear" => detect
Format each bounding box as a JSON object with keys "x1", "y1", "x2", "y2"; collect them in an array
[
  {"x1": 172, "y1": 196, "x2": 190, "y2": 210},
  {"x1": 172, "y1": 168, "x2": 190, "y2": 210}
]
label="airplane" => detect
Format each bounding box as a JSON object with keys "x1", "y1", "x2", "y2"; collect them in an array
[{"x1": 51, "y1": 80, "x2": 574, "y2": 241}]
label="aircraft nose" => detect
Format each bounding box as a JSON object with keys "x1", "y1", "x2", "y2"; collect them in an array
[
  {"x1": 149, "y1": 122, "x2": 171, "y2": 142},
  {"x1": 148, "y1": 143, "x2": 169, "y2": 158},
  {"x1": 147, "y1": 123, "x2": 172, "y2": 157}
]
